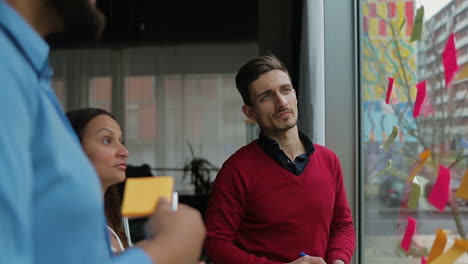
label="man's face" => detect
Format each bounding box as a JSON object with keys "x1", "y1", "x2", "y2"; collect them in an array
[
  {"x1": 242, "y1": 70, "x2": 298, "y2": 133},
  {"x1": 51, "y1": 0, "x2": 106, "y2": 40}
]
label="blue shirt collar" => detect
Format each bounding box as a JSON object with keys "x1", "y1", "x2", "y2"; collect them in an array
[{"x1": 0, "y1": 1, "x2": 50, "y2": 74}]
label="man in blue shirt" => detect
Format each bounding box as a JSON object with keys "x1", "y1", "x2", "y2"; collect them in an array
[{"x1": 0, "y1": 0, "x2": 205, "y2": 263}]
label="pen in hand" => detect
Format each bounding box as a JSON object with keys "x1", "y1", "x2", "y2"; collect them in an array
[{"x1": 171, "y1": 191, "x2": 178, "y2": 211}]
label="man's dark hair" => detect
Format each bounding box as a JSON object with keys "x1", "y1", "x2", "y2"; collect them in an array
[{"x1": 235, "y1": 55, "x2": 289, "y2": 106}]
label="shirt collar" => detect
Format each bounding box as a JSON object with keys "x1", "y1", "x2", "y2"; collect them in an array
[
  {"x1": 0, "y1": 1, "x2": 50, "y2": 74},
  {"x1": 258, "y1": 130, "x2": 315, "y2": 156}
]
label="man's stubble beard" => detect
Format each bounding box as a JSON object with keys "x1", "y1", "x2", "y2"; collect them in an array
[{"x1": 261, "y1": 117, "x2": 298, "y2": 135}]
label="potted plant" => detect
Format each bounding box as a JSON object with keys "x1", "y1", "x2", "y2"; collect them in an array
[{"x1": 180, "y1": 142, "x2": 219, "y2": 216}]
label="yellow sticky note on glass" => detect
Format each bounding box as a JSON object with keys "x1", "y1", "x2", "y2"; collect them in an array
[
  {"x1": 431, "y1": 238, "x2": 468, "y2": 264},
  {"x1": 121, "y1": 176, "x2": 174, "y2": 218},
  {"x1": 455, "y1": 169, "x2": 468, "y2": 200},
  {"x1": 427, "y1": 229, "x2": 447, "y2": 263}
]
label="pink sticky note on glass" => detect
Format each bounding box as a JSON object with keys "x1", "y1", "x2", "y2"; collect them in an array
[
  {"x1": 413, "y1": 81, "x2": 426, "y2": 118},
  {"x1": 386, "y1": 77, "x2": 394, "y2": 104},
  {"x1": 428, "y1": 166, "x2": 451, "y2": 212},
  {"x1": 401, "y1": 216, "x2": 417, "y2": 252},
  {"x1": 421, "y1": 256, "x2": 427, "y2": 264},
  {"x1": 442, "y1": 33, "x2": 459, "y2": 88}
]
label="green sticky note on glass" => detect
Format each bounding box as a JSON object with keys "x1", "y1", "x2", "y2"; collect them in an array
[
  {"x1": 371, "y1": 159, "x2": 392, "y2": 180},
  {"x1": 380, "y1": 126, "x2": 399, "y2": 151},
  {"x1": 410, "y1": 6, "x2": 424, "y2": 42},
  {"x1": 407, "y1": 177, "x2": 421, "y2": 209}
]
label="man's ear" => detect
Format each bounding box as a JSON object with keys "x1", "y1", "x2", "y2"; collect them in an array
[{"x1": 242, "y1": 105, "x2": 256, "y2": 121}]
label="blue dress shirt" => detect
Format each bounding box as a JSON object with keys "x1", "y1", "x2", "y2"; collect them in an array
[{"x1": 0, "y1": 1, "x2": 151, "y2": 263}]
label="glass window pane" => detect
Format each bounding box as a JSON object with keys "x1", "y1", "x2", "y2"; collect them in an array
[
  {"x1": 89, "y1": 77, "x2": 112, "y2": 111},
  {"x1": 125, "y1": 76, "x2": 157, "y2": 166},
  {"x1": 360, "y1": 0, "x2": 468, "y2": 263},
  {"x1": 124, "y1": 73, "x2": 246, "y2": 193}
]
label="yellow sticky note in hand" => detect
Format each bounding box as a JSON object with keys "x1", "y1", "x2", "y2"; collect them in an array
[
  {"x1": 431, "y1": 238, "x2": 468, "y2": 264},
  {"x1": 121, "y1": 176, "x2": 174, "y2": 218}
]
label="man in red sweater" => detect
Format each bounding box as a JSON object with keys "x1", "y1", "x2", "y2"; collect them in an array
[{"x1": 204, "y1": 55, "x2": 355, "y2": 264}]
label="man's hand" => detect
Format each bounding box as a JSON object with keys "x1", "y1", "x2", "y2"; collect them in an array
[
  {"x1": 137, "y1": 198, "x2": 206, "y2": 264},
  {"x1": 287, "y1": 256, "x2": 326, "y2": 264}
]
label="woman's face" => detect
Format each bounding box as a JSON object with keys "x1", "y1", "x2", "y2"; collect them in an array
[{"x1": 81, "y1": 114, "x2": 129, "y2": 191}]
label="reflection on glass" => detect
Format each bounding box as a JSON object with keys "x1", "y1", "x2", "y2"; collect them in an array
[
  {"x1": 124, "y1": 74, "x2": 246, "y2": 193},
  {"x1": 360, "y1": 0, "x2": 468, "y2": 263}
]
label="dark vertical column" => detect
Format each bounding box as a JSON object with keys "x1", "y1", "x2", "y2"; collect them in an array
[{"x1": 258, "y1": 0, "x2": 302, "y2": 90}]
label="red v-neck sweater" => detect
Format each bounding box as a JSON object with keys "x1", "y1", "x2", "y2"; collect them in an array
[{"x1": 204, "y1": 141, "x2": 355, "y2": 264}]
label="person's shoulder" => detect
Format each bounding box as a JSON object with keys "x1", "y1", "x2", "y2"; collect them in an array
[
  {"x1": 0, "y1": 29, "x2": 37, "y2": 95},
  {"x1": 0, "y1": 30, "x2": 39, "y2": 121},
  {"x1": 224, "y1": 140, "x2": 262, "y2": 166},
  {"x1": 0, "y1": 29, "x2": 23, "y2": 64},
  {"x1": 0, "y1": 29, "x2": 35, "y2": 80},
  {"x1": 312, "y1": 143, "x2": 334, "y2": 154},
  {"x1": 216, "y1": 141, "x2": 262, "y2": 184},
  {"x1": 312, "y1": 144, "x2": 339, "y2": 160}
]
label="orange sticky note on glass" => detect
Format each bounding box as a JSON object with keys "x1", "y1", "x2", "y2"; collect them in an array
[
  {"x1": 442, "y1": 33, "x2": 459, "y2": 89},
  {"x1": 431, "y1": 238, "x2": 468, "y2": 264},
  {"x1": 413, "y1": 81, "x2": 426, "y2": 118},
  {"x1": 121, "y1": 176, "x2": 174, "y2": 218},
  {"x1": 455, "y1": 169, "x2": 468, "y2": 200},
  {"x1": 407, "y1": 149, "x2": 431, "y2": 183},
  {"x1": 401, "y1": 216, "x2": 417, "y2": 252},
  {"x1": 427, "y1": 229, "x2": 447, "y2": 263},
  {"x1": 428, "y1": 166, "x2": 451, "y2": 212}
]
